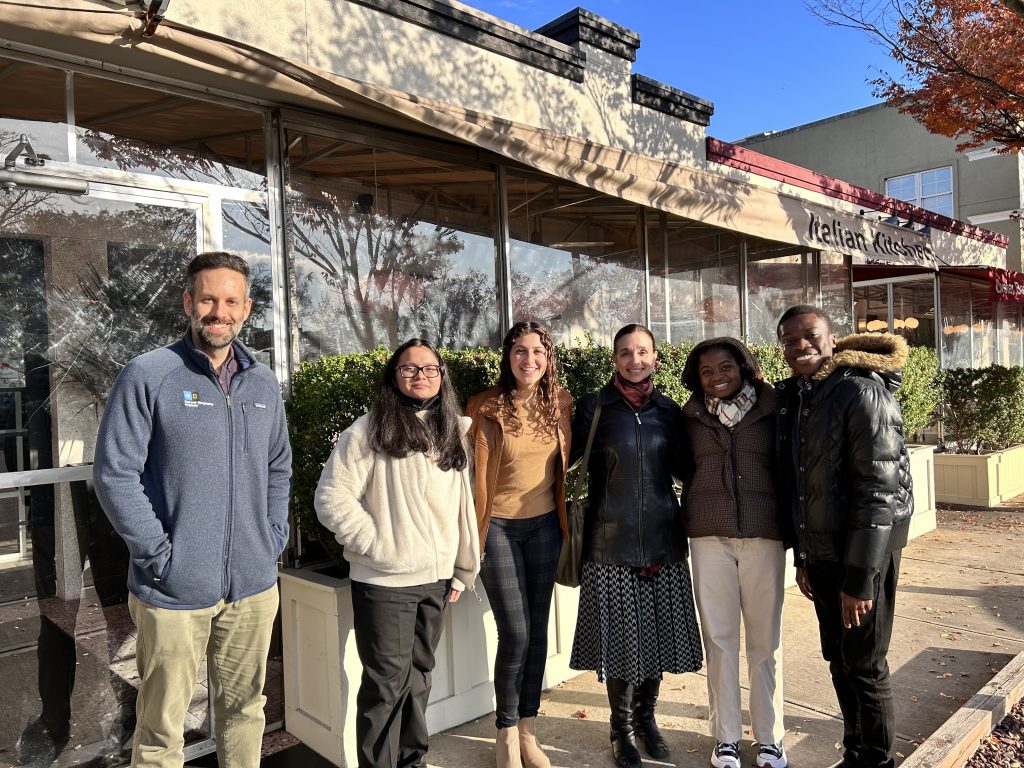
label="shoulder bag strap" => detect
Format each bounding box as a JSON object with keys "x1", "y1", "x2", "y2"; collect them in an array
[{"x1": 570, "y1": 402, "x2": 602, "y2": 500}]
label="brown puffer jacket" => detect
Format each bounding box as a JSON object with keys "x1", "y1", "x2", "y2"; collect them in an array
[
  {"x1": 681, "y1": 379, "x2": 784, "y2": 542},
  {"x1": 465, "y1": 386, "x2": 572, "y2": 549}
]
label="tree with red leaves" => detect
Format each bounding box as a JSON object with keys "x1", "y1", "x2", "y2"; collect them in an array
[{"x1": 809, "y1": 0, "x2": 1024, "y2": 152}]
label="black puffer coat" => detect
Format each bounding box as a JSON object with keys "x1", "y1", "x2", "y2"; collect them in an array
[
  {"x1": 571, "y1": 382, "x2": 688, "y2": 567},
  {"x1": 776, "y1": 333, "x2": 913, "y2": 598}
]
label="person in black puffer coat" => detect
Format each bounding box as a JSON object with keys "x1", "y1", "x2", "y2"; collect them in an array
[{"x1": 775, "y1": 305, "x2": 912, "y2": 768}]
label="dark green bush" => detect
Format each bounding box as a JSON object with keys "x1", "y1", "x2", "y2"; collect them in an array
[{"x1": 941, "y1": 365, "x2": 1024, "y2": 454}]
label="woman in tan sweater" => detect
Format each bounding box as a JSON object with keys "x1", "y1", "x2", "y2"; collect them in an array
[{"x1": 466, "y1": 321, "x2": 572, "y2": 768}]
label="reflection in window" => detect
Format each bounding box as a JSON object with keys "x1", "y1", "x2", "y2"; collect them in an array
[
  {"x1": 746, "y1": 245, "x2": 808, "y2": 344},
  {"x1": 0, "y1": 57, "x2": 69, "y2": 163},
  {"x1": 649, "y1": 222, "x2": 739, "y2": 344},
  {"x1": 820, "y1": 252, "x2": 853, "y2": 336},
  {"x1": 223, "y1": 200, "x2": 275, "y2": 365},
  {"x1": 940, "y1": 279, "x2": 972, "y2": 368},
  {"x1": 892, "y1": 279, "x2": 936, "y2": 349},
  {"x1": 995, "y1": 301, "x2": 1023, "y2": 367},
  {"x1": 507, "y1": 172, "x2": 642, "y2": 346},
  {"x1": 285, "y1": 131, "x2": 499, "y2": 357},
  {"x1": 73, "y1": 71, "x2": 266, "y2": 190}
]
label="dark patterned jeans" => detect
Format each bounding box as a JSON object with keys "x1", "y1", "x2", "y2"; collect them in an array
[{"x1": 479, "y1": 511, "x2": 562, "y2": 729}]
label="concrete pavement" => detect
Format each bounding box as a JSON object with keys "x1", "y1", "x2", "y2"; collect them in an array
[{"x1": 425, "y1": 504, "x2": 1024, "y2": 767}]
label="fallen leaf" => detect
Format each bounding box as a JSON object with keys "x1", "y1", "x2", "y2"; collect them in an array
[{"x1": 571, "y1": 709, "x2": 588, "y2": 719}]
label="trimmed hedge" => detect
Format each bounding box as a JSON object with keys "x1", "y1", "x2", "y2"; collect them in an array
[
  {"x1": 286, "y1": 339, "x2": 897, "y2": 560},
  {"x1": 941, "y1": 365, "x2": 1024, "y2": 454}
]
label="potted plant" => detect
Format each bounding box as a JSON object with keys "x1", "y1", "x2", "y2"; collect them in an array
[{"x1": 934, "y1": 365, "x2": 1024, "y2": 506}]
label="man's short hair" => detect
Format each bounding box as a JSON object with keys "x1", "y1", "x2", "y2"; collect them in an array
[
  {"x1": 186, "y1": 252, "x2": 250, "y2": 297},
  {"x1": 777, "y1": 304, "x2": 833, "y2": 337}
]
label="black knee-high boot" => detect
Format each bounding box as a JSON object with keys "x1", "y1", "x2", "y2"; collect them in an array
[
  {"x1": 607, "y1": 678, "x2": 642, "y2": 768},
  {"x1": 633, "y1": 677, "x2": 670, "y2": 759}
]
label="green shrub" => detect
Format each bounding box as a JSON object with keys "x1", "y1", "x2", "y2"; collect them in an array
[
  {"x1": 895, "y1": 346, "x2": 941, "y2": 439},
  {"x1": 940, "y1": 365, "x2": 1024, "y2": 453}
]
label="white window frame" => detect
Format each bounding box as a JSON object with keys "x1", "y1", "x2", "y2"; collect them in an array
[{"x1": 885, "y1": 166, "x2": 954, "y2": 218}]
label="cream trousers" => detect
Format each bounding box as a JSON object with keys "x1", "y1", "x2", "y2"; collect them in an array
[
  {"x1": 690, "y1": 536, "x2": 786, "y2": 745},
  {"x1": 128, "y1": 586, "x2": 279, "y2": 768}
]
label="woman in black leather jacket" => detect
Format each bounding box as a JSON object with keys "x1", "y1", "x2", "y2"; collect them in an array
[{"x1": 569, "y1": 324, "x2": 703, "y2": 768}]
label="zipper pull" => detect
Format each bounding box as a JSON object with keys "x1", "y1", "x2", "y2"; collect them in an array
[
  {"x1": 226, "y1": 395, "x2": 232, "y2": 407},
  {"x1": 635, "y1": 411, "x2": 641, "y2": 425}
]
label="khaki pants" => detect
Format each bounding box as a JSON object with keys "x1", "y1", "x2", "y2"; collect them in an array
[
  {"x1": 128, "y1": 586, "x2": 279, "y2": 768},
  {"x1": 690, "y1": 536, "x2": 786, "y2": 745}
]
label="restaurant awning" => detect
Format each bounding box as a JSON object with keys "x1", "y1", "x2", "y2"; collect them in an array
[{"x1": 0, "y1": 1, "x2": 1007, "y2": 269}]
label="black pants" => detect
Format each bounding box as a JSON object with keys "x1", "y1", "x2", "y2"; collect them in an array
[
  {"x1": 806, "y1": 551, "x2": 901, "y2": 768},
  {"x1": 351, "y1": 579, "x2": 449, "y2": 768},
  {"x1": 479, "y1": 511, "x2": 561, "y2": 728}
]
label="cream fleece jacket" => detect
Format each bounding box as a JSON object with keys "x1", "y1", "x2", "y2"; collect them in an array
[{"x1": 314, "y1": 412, "x2": 480, "y2": 591}]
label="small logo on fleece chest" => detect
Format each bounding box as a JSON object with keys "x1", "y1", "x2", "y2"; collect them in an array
[{"x1": 182, "y1": 390, "x2": 214, "y2": 408}]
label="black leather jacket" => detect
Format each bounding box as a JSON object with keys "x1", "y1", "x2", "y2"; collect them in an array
[
  {"x1": 570, "y1": 382, "x2": 688, "y2": 567},
  {"x1": 776, "y1": 333, "x2": 913, "y2": 598}
]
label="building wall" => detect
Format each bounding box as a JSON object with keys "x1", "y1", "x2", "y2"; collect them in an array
[
  {"x1": 162, "y1": 0, "x2": 708, "y2": 167},
  {"x1": 740, "y1": 105, "x2": 1023, "y2": 270}
]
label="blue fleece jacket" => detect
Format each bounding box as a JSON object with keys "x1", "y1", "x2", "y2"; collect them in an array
[{"x1": 94, "y1": 333, "x2": 292, "y2": 609}]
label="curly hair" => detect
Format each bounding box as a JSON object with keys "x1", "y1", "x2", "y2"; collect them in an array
[
  {"x1": 497, "y1": 321, "x2": 561, "y2": 434},
  {"x1": 682, "y1": 337, "x2": 763, "y2": 393},
  {"x1": 368, "y1": 338, "x2": 468, "y2": 471}
]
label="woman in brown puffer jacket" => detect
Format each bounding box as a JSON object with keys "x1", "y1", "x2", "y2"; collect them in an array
[{"x1": 681, "y1": 338, "x2": 789, "y2": 768}]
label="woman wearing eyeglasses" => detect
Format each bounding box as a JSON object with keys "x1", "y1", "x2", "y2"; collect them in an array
[
  {"x1": 466, "y1": 321, "x2": 572, "y2": 768},
  {"x1": 315, "y1": 338, "x2": 480, "y2": 768}
]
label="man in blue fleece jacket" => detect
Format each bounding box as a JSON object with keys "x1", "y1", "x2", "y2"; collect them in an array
[{"x1": 94, "y1": 251, "x2": 292, "y2": 768}]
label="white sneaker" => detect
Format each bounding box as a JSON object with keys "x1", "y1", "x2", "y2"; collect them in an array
[
  {"x1": 711, "y1": 741, "x2": 741, "y2": 768},
  {"x1": 755, "y1": 742, "x2": 788, "y2": 768}
]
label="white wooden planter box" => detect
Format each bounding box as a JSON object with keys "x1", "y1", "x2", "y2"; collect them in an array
[
  {"x1": 279, "y1": 567, "x2": 580, "y2": 767},
  {"x1": 907, "y1": 444, "x2": 937, "y2": 539},
  {"x1": 934, "y1": 444, "x2": 1024, "y2": 507}
]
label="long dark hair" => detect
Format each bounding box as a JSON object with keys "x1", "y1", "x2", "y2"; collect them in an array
[
  {"x1": 497, "y1": 321, "x2": 561, "y2": 434},
  {"x1": 681, "y1": 337, "x2": 763, "y2": 393},
  {"x1": 368, "y1": 338, "x2": 468, "y2": 471}
]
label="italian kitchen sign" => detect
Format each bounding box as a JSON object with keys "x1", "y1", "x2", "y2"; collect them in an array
[
  {"x1": 803, "y1": 211, "x2": 935, "y2": 267},
  {"x1": 990, "y1": 267, "x2": 1024, "y2": 303}
]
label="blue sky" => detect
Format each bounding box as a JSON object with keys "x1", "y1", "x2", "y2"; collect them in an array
[{"x1": 463, "y1": 0, "x2": 903, "y2": 142}]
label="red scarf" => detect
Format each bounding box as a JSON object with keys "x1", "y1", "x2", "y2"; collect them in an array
[{"x1": 613, "y1": 372, "x2": 654, "y2": 410}]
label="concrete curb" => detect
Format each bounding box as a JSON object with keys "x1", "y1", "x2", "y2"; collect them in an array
[{"x1": 901, "y1": 650, "x2": 1024, "y2": 768}]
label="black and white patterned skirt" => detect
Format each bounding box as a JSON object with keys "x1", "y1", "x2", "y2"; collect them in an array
[{"x1": 570, "y1": 560, "x2": 704, "y2": 683}]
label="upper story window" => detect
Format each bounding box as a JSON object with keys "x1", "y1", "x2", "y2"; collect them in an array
[{"x1": 885, "y1": 167, "x2": 953, "y2": 218}]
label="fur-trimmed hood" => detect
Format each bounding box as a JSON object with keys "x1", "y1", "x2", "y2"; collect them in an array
[{"x1": 812, "y1": 332, "x2": 909, "y2": 391}]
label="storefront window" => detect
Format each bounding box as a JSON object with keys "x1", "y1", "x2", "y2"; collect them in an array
[
  {"x1": 892, "y1": 279, "x2": 937, "y2": 349},
  {"x1": 648, "y1": 220, "x2": 739, "y2": 344},
  {"x1": 820, "y1": 252, "x2": 853, "y2": 335},
  {"x1": 1, "y1": 54, "x2": 279, "y2": 766},
  {"x1": 970, "y1": 281, "x2": 995, "y2": 367},
  {"x1": 995, "y1": 301, "x2": 1024, "y2": 366},
  {"x1": 746, "y1": 245, "x2": 808, "y2": 344},
  {"x1": 507, "y1": 171, "x2": 642, "y2": 347},
  {"x1": 940, "y1": 279, "x2": 973, "y2": 368},
  {"x1": 73, "y1": 71, "x2": 267, "y2": 190},
  {"x1": 0, "y1": 58, "x2": 69, "y2": 163},
  {"x1": 285, "y1": 130, "x2": 500, "y2": 357}
]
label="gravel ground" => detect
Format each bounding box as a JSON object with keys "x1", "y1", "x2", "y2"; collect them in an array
[{"x1": 964, "y1": 696, "x2": 1024, "y2": 768}]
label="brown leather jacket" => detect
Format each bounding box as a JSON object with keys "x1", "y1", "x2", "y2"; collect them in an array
[{"x1": 465, "y1": 386, "x2": 572, "y2": 550}]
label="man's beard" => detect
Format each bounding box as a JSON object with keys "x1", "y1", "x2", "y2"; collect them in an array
[{"x1": 192, "y1": 315, "x2": 239, "y2": 352}]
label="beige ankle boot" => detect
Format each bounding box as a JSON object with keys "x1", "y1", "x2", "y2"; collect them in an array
[
  {"x1": 517, "y1": 717, "x2": 552, "y2": 768},
  {"x1": 496, "y1": 726, "x2": 522, "y2": 768}
]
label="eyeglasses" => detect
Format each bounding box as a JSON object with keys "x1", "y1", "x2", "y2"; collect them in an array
[{"x1": 396, "y1": 364, "x2": 442, "y2": 379}]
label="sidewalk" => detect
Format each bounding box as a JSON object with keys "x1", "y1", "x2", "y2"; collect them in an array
[{"x1": 424, "y1": 505, "x2": 1024, "y2": 767}]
